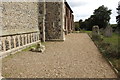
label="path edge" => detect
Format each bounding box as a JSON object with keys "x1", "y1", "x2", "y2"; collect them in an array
[{"x1": 87, "y1": 33, "x2": 120, "y2": 78}]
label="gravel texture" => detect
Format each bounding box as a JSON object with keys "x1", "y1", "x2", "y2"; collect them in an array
[{"x1": 2, "y1": 33, "x2": 117, "y2": 78}]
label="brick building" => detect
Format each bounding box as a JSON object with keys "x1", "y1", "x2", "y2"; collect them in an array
[
  {"x1": 0, "y1": 1, "x2": 74, "y2": 57},
  {"x1": 64, "y1": 2, "x2": 74, "y2": 35}
]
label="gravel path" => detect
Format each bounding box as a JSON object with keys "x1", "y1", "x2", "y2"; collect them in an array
[{"x1": 2, "y1": 33, "x2": 117, "y2": 78}]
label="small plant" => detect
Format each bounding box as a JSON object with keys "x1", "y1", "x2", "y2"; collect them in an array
[
  {"x1": 22, "y1": 44, "x2": 37, "y2": 51},
  {"x1": 109, "y1": 45, "x2": 120, "y2": 58},
  {"x1": 92, "y1": 35, "x2": 103, "y2": 42},
  {"x1": 99, "y1": 42, "x2": 110, "y2": 49},
  {"x1": 97, "y1": 42, "x2": 120, "y2": 59}
]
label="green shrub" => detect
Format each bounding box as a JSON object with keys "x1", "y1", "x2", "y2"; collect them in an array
[
  {"x1": 97, "y1": 42, "x2": 111, "y2": 57},
  {"x1": 110, "y1": 45, "x2": 120, "y2": 58},
  {"x1": 92, "y1": 35, "x2": 103, "y2": 41},
  {"x1": 75, "y1": 26, "x2": 80, "y2": 31},
  {"x1": 99, "y1": 42, "x2": 110, "y2": 49},
  {"x1": 102, "y1": 44, "x2": 120, "y2": 59}
]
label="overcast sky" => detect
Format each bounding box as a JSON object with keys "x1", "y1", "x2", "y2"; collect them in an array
[{"x1": 67, "y1": 0, "x2": 120, "y2": 24}]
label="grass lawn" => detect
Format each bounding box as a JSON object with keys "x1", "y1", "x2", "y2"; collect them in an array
[
  {"x1": 85, "y1": 31, "x2": 92, "y2": 34},
  {"x1": 103, "y1": 33, "x2": 119, "y2": 46}
]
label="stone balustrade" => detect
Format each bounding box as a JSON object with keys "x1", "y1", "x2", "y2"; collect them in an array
[{"x1": 0, "y1": 32, "x2": 40, "y2": 52}]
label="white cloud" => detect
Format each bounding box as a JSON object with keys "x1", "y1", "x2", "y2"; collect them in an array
[
  {"x1": 67, "y1": 0, "x2": 120, "y2": 24},
  {"x1": 68, "y1": 1, "x2": 88, "y2": 7}
]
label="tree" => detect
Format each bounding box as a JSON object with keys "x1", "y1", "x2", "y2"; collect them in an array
[
  {"x1": 79, "y1": 19, "x2": 88, "y2": 30},
  {"x1": 75, "y1": 22, "x2": 80, "y2": 31},
  {"x1": 91, "y1": 5, "x2": 112, "y2": 29},
  {"x1": 78, "y1": 5, "x2": 111, "y2": 31},
  {"x1": 79, "y1": 19, "x2": 84, "y2": 29},
  {"x1": 116, "y1": 1, "x2": 120, "y2": 30}
]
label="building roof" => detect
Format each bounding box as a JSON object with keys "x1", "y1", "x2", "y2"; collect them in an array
[{"x1": 65, "y1": 2, "x2": 73, "y2": 13}]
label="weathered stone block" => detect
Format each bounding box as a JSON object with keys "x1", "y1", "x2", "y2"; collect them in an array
[
  {"x1": 104, "y1": 26, "x2": 113, "y2": 37},
  {"x1": 92, "y1": 25, "x2": 100, "y2": 36}
]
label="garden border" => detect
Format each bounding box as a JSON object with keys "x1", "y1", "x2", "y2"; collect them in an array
[{"x1": 87, "y1": 33, "x2": 120, "y2": 78}]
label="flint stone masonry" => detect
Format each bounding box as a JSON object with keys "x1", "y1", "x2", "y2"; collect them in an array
[
  {"x1": 45, "y1": 2, "x2": 63, "y2": 40},
  {"x1": 64, "y1": 2, "x2": 74, "y2": 34},
  {"x1": 0, "y1": 1, "x2": 74, "y2": 56},
  {"x1": 38, "y1": 2, "x2": 45, "y2": 42},
  {"x1": 0, "y1": 2, "x2": 41, "y2": 54},
  {"x1": 2, "y1": 2, "x2": 40, "y2": 35}
]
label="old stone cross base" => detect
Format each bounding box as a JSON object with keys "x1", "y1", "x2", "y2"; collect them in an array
[{"x1": 30, "y1": 43, "x2": 45, "y2": 53}]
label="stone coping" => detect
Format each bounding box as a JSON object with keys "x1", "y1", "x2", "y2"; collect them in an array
[{"x1": 0, "y1": 31, "x2": 40, "y2": 37}]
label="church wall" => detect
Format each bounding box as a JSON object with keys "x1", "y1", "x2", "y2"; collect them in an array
[
  {"x1": 45, "y1": 2, "x2": 64, "y2": 41},
  {"x1": 0, "y1": 2, "x2": 41, "y2": 55},
  {"x1": 0, "y1": 1, "x2": 74, "y2": 57}
]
